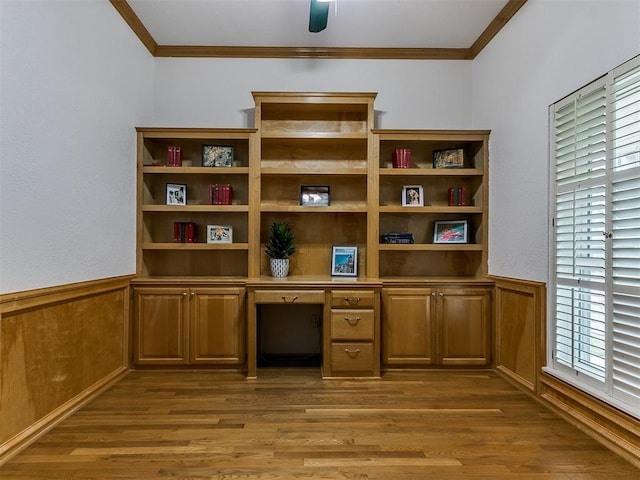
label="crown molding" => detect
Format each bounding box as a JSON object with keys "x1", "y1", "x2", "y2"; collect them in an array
[{"x1": 111, "y1": 0, "x2": 527, "y2": 60}]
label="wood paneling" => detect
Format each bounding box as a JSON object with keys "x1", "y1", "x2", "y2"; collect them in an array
[
  {"x1": 0, "y1": 277, "x2": 130, "y2": 464},
  {"x1": 492, "y1": 276, "x2": 545, "y2": 393}
]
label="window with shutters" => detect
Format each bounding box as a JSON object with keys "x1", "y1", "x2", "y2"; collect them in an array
[{"x1": 549, "y1": 55, "x2": 640, "y2": 419}]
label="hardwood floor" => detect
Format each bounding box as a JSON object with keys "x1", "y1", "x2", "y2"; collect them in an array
[{"x1": 1, "y1": 368, "x2": 637, "y2": 479}]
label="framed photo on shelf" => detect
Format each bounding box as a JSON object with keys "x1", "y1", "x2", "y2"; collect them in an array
[
  {"x1": 433, "y1": 148, "x2": 465, "y2": 169},
  {"x1": 433, "y1": 220, "x2": 468, "y2": 244},
  {"x1": 331, "y1": 245, "x2": 357, "y2": 277},
  {"x1": 202, "y1": 145, "x2": 234, "y2": 167},
  {"x1": 207, "y1": 225, "x2": 233, "y2": 243},
  {"x1": 300, "y1": 185, "x2": 330, "y2": 206},
  {"x1": 166, "y1": 183, "x2": 187, "y2": 206},
  {"x1": 402, "y1": 185, "x2": 424, "y2": 207}
]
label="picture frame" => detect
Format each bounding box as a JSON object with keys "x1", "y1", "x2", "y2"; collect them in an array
[
  {"x1": 433, "y1": 148, "x2": 465, "y2": 169},
  {"x1": 207, "y1": 225, "x2": 233, "y2": 244},
  {"x1": 166, "y1": 183, "x2": 187, "y2": 206},
  {"x1": 331, "y1": 245, "x2": 357, "y2": 277},
  {"x1": 202, "y1": 145, "x2": 234, "y2": 167},
  {"x1": 402, "y1": 185, "x2": 424, "y2": 206},
  {"x1": 300, "y1": 185, "x2": 330, "y2": 206},
  {"x1": 433, "y1": 220, "x2": 468, "y2": 244}
]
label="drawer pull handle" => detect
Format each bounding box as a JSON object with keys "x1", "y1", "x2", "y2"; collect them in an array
[
  {"x1": 281, "y1": 295, "x2": 298, "y2": 303},
  {"x1": 344, "y1": 316, "x2": 361, "y2": 326},
  {"x1": 344, "y1": 296, "x2": 361, "y2": 305},
  {"x1": 344, "y1": 348, "x2": 361, "y2": 358}
]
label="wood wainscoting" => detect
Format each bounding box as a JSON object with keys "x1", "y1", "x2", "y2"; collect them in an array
[
  {"x1": 492, "y1": 275, "x2": 546, "y2": 394},
  {"x1": 492, "y1": 275, "x2": 640, "y2": 468},
  {"x1": 0, "y1": 276, "x2": 131, "y2": 465}
]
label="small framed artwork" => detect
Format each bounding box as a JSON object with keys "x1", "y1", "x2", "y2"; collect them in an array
[
  {"x1": 166, "y1": 183, "x2": 187, "y2": 206},
  {"x1": 433, "y1": 220, "x2": 468, "y2": 244},
  {"x1": 331, "y1": 245, "x2": 358, "y2": 277},
  {"x1": 433, "y1": 148, "x2": 465, "y2": 169},
  {"x1": 202, "y1": 145, "x2": 234, "y2": 167},
  {"x1": 402, "y1": 185, "x2": 424, "y2": 206},
  {"x1": 207, "y1": 225, "x2": 233, "y2": 243},
  {"x1": 300, "y1": 185, "x2": 330, "y2": 206}
]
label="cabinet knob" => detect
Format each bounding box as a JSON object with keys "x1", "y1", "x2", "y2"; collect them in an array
[
  {"x1": 183, "y1": 292, "x2": 187, "y2": 296},
  {"x1": 344, "y1": 296, "x2": 361, "y2": 305},
  {"x1": 344, "y1": 348, "x2": 361, "y2": 358},
  {"x1": 439, "y1": 292, "x2": 444, "y2": 297},
  {"x1": 281, "y1": 295, "x2": 298, "y2": 303},
  {"x1": 344, "y1": 316, "x2": 361, "y2": 326}
]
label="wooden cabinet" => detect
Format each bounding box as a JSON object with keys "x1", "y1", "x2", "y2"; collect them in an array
[
  {"x1": 133, "y1": 285, "x2": 245, "y2": 367},
  {"x1": 133, "y1": 287, "x2": 189, "y2": 365},
  {"x1": 372, "y1": 130, "x2": 489, "y2": 280},
  {"x1": 136, "y1": 128, "x2": 256, "y2": 278},
  {"x1": 382, "y1": 288, "x2": 436, "y2": 366},
  {"x1": 382, "y1": 285, "x2": 492, "y2": 368},
  {"x1": 324, "y1": 288, "x2": 380, "y2": 377}
]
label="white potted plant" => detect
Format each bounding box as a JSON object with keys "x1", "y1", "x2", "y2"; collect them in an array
[{"x1": 265, "y1": 222, "x2": 296, "y2": 277}]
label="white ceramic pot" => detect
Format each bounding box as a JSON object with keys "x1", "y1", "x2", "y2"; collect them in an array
[{"x1": 270, "y1": 258, "x2": 289, "y2": 277}]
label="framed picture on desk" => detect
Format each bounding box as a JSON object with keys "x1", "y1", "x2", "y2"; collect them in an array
[{"x1": 331, "y1": 245, "x2": 357, "y2": 277}]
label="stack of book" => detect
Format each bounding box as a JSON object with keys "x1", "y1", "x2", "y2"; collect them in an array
[
  {"x1": 448, "y1": 186, "x2": 467, "y2": 206},
  {"x1": 173, "y1": 222, "x2": 196, "y2": 243},
  {"x1": 381, "y1": 232, "x2": 415, "y2": 244},
  {"x1": 167, "y1": 146, "x2": 182, "y2": 166},
  {"x1": 392, "y1": 148, "x2": 411, "y2": 168},
  {"x1": 209, "y1": 184, "x2": 233, "y2": 205}
]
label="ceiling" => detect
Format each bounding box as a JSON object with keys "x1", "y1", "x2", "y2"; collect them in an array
[{"x1": 110, "y1": 0, "x2": 528, "y2": 60}]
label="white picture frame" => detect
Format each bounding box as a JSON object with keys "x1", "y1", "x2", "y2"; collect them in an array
[
  {"x1": 331, "y1": 245, "x2": 357, "y2": 277},
  {"x1": 402, "y1": 185, "x2": 424, "y2": 207},
  {"x1": 166, "y1": 183, "x2": 187, "y2": 206},
  {"x1": 207, "y1": 225, "x2": 233, "y2": 243},
  {"x1": 433, "y1": 220, "x2": 468, "y2": 244}
]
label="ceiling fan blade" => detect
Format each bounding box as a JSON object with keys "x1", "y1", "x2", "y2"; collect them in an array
[{"x1": 309, "y1": 0, "x2": 329, "y2": 33}]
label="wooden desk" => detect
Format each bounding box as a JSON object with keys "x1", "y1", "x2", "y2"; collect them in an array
[{"x1": 246, "y1": 276, "x2": 381, "y2": 379}]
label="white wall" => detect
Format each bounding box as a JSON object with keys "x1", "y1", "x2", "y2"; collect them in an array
[
  {"x1": 0, "y1": 1, "x2": 154, "y2": 294},
  {"x1": 472, "y1": 0, "x2": 640, "y2": 282},
  {"x1": 152, "y1": 58, "x2": 472, "y2": 129}
]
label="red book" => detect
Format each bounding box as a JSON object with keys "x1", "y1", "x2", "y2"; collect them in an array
[
  {"x1": 173, "y1": 222, "x2": 180, "y2": 242},
  {"x1": 168, "y1": 146, "x2": 175, "y2": 167},
  {"x1": 174, "y1": 147, "x2": 182, "y2": 167},
  {"x1": 224, "y1": 184, "x2": 232, "y2": 205},
  {"x1": 448, "y1": 187, "x2": 455, "y2": 206},
  {"x1": 186, "y1": 222, "x2": 195, "y2": 243},
  {"x1": 459, "y1": 186, "x2": 467, "y2": 206}
]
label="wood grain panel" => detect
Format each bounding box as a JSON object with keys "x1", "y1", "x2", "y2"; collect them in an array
[
  {"x1": 0, "y1": 277, "x2": 130, "y2": 463},
  {"x1": 492, "y1": 276, "x2": 545, "y2": 393}
]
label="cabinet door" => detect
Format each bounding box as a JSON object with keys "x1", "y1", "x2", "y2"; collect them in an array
[
  {"x1": 133, "y1": 288, "x2": 189, "y2": 365},
  {"x1": 437, "y1": 287, "x2": 491, "y2": 366},
  {"x1": 382, "y1": 288, "x2": 436, "y2": 366},
  {"x1": 190, "y1": 288, "x2": 245, "y2": 365}
]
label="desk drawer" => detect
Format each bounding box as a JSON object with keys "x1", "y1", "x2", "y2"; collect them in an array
[
  {"x1": 330, "y1": 309, "x2": 374, "y2": 340},
  {"x1": 330, "y1": 342, "x2": 375, "y2": 373},
  {"x1": 253, "y1": 290, "x2": 325, "y2": 304},
  {"x1": 330, "y1": 290, "x2": 375, "y2": 308}
]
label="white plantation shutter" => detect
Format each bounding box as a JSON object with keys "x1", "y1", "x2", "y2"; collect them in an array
[
  {"x1": 611, "y1": 59, "x2": 640, "y2": 406},
  {"x1": 550, "y1": 55, "x2": 640, "y2": 418}
]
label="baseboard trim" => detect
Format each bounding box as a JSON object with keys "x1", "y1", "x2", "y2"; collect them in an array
[{"x1": 0, "y1": 366, "x2": 129, "y2": 466}]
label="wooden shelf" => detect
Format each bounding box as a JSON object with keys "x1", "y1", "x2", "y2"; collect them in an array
[
  {"x1": 378, "y1": 244, "x2": 483, "y2": 251},
  {"x1": 260, "y1": 202, "x2": 368, "y2": 213},
  {"x1": 142, "y1": 166, "x2": 249, "y2": 175},
  {"x1": 142, "y1": 243, "x2": 249, "y2": 251},
  {"x1": 379, "y1": 206, "x2": 483, "y2": 214},
  {"x1": 260, "y1": 131, "x2": 368, "y2": 140},
  {"x1": 261, "y1": 167, "x2": 368, "y2": 176},
  {"x1": 379, "y1": 168, "x2": 483, "y2": 176},
  {"x1": 142, "y1": 205, "x2": 249, "y2": 213}
]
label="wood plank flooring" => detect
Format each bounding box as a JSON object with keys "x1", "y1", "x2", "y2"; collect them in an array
[{"x1": 1, "y1": 368, "x2": 638, "y2": 479}]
